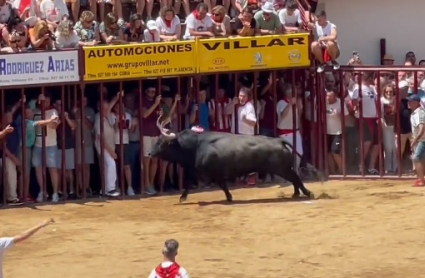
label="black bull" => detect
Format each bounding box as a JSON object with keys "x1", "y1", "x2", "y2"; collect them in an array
[{"x1": 149, "y1": 117, "x2": 317, "y2": 202}]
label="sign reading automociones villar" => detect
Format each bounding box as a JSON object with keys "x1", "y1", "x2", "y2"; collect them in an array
[
  {"x1": 196, "y1": 33, "x2": 310, "y2": 73},
  {"x1": 0, "y1": 51, "x2": 79, "y2": 86},
  {"x1": 83, "y1": 41, "x2": 196, "y2": 81}
]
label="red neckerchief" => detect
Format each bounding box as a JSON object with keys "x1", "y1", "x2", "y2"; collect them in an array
[
  {"x1": 212, "y1": 14, "x2": 223, "y2": 23},
  {"x1": 164, "y1": 18, "x2": 172, "y2": 28},
  {"x1": 149, "y1": 31, "x2": 156, "y2": 41},
  {"x1": 154, "y1": 262, "x2": 181, "y2": 278},
  {"x1": 193, "y1": 10, "x2": 204, "y2": 23}
]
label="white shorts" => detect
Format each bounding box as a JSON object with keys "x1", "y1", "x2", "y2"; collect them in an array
[
  {"x1": 142, "y1": 136, "x2": 159, "y2": 157},
  {"x1": 279, "y1": 130, "x2": 303, "y2": 157}
]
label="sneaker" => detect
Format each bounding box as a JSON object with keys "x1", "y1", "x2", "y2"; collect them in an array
[
  {"x1": 368, "y1": 169, "x2": 379, "y2": 175},
  {"x1": 413, "y1": 179, "x2": 424, "y2": 187},
  {"x1": 52, "y1": 193, "x2": 60, "y2": 203},
  {"x1": 36, "y1": 192, "x2": 44, "y2": 203},
  {"x1": 127, "y1": 187, "x2": 136, "y2": 196},
  {"x1": 7, "y1": 199, "x2": 23, "y2": 206},
  {"x1": 106, "y1": 190, "x2": 120, "y2": 197},
  {"x1": 317, "y1": 64, "x2": 325, "y2": 73},
  {"x1": 144, "y1": 186, "x2": 157, "y2": 195},
  {"x1": 332, "y1": 60, "x2": 340, "y2": 70}
]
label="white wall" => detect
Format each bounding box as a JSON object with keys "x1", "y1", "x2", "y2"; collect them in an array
[{"x1": 317, "y1": 0, "x2": 425, "y2": 65}]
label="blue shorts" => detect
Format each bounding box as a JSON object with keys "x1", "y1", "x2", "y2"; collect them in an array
[
  {"x1": 412, "y1": 141, "x2": 425, "y2": 162},
  {"x1": 32, "y1": 146, "x2": 59, "y2": 168}
]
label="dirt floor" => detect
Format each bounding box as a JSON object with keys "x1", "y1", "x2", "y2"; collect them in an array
[{"x1": 1, "y1": 179, "x2": 425, "y2": 278}]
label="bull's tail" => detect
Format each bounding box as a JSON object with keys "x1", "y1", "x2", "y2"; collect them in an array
[{"x1": 279, "y1": 139, "x2": 324, "y2": 183}]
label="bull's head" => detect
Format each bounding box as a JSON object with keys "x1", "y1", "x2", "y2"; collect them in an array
[{"x1": 149, "y1": 115, "x2": 198, "y2": 166}]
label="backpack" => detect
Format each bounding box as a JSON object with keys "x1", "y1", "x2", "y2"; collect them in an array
[{"x1": 154, "y1": 262, "x2": 181, "y2": 278}]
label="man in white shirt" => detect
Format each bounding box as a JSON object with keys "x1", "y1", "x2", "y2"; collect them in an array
[
  {"x1": 233, "y1": 87, "x2": 257, "y2": 135},
  {"x1": 32, "y1": 93, "x2": 60, "y2": 203},
  {"x1": 278, "y1": 2, "x2": 302, "y2": 32},
  {"x1": 408, "y1": 94, "x2": 425, "y2": 187},
  {"x1": 183, "y1": 3, "x2": 214, "y2": 40},
  {"x1": 348, "y1": 72, "x2": 379, "y2": 175},
  {"x1": 0, "y1": 218, "x2": 54, "y2": 278},
  {"x1": 148, "y1": 239, "x2": 189, "y2": 278},
  {"x1": 325, "y1": 89, "x2": 348, "y2": 174},
  {"x1": 309, "y1": 10, "x2": 340, "y2": 73}
]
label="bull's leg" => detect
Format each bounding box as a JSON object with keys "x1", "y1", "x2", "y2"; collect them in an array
[
  {"x1": 179, "y1": 187, "x2": 190, "y2": 203},
  {"x1": 279, "y1": 169, "x2": 314, "y2": 199},
  {"x1": 217, "y1": 181, "x2": 233, "y2": 202}
]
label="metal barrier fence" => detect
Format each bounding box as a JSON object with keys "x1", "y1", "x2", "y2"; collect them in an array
[{"x1": 1, "y1": 36, "x2": 423, "y2": 206}]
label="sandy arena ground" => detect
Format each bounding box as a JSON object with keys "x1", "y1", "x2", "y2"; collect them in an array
[{"x1": 1, "y1": 180, "x2": 425, "y2": 278}]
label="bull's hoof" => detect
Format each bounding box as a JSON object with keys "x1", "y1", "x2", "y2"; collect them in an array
[
  {"x1": 179, "y1": 196, "x2": 187, "y2": 203},
  {"x1": 308, "y1": 192, "x2": 315, "y2": 199}
]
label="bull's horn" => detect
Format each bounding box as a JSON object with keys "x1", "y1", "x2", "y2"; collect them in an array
[{"x1": 156, "y1": 115, "x2": 176, "y2": 138}]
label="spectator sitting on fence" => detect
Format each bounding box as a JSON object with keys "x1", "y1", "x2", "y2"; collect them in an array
[
  {"x1": 148, "y1": 239, "x2": 189, "y2": 278},
  {"x1": 99, "y1": 12, "x2": 125, "y2": 44},
  {"x1": 33, "y1": 93, "x2": 61, "y2": 202},
  {"x1": 111, "y1": 103, "x2": 136, "y2": 196},
  {"x1": 0, "y1": 0, "x2": 17, "y2": 44},
  {"x1": 183, "y1": 3, "x2": 215, "y2": 40},
  {"x1": 233, "y1": 7, "x2": 259, "y2": 36},
  {"x1": 54, "y1": 99, "x2": 77, "y2": 198},
  {"x1": 155, "y1": 5, "x2": 181, "y2": 41},
  {"x1": 94, "y1": 91, "x2": 121, "y2": 198},
  {"x1": 144, "y1": 20, "x2": 160, "y2": 42},
  {"x1": 55, "y1": 19, "x2": 80, "y2": 49},
  {"x1": 0, "y1": 219, "x2": 55, "y2": 278},
  {"x1": 210, "y1": 5, "x2": 231, "y2": 37},
  {"x1": 1, "y1": 13, "x2": 28, "y2": 53},
  {"x1": 309, "y1": 10, "x2": 340, "y2": 73},
  {"x1": 278, "y1": 1, "x2": 302, "y2": 33},
  {"x1": 39, "y1": 0, "x2": 69, "y2": 31},
  {"x1": 408, "y1": 94, "x2": 425, "y2": 187},
  {"x1": 124, "y1": 13, "x2": 144, "y2": 42},
  {"x1": 254, "y1": 2, "x2": 283, "y2": 35},
  {"x1": 29, "y1": 20, "x2": 56, "y2": 51},
  {"x1": 74, "y1": 11, "x2": 100, "y2": 45}
]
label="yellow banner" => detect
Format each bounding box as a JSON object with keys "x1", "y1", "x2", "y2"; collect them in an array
[
  {"x1": 196, "y1": 34, "x2": 310, "y2": 73},
  {"x1": 84, "y1": 42, "x2": 196, "y2": 81}
]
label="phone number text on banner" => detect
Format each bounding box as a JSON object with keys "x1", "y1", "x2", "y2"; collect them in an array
[
  {"x1": 84, "y1": 41, "x2": 196, "y2": 81},
  {"x1": 0, "y1": 51, "x2": 79, "y2": 86},
  {"x1": 196, "y1": 33, "x2": 310, "y2": 73}
]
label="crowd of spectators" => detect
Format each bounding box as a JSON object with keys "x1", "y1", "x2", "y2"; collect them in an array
[{"x1": 0, "y1": 0, "x2": 307, "y2": 52}]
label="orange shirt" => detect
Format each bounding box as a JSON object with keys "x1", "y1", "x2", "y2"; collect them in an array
[{"x1": 28, "y1": 28, "x2": 49, "y2": 50}]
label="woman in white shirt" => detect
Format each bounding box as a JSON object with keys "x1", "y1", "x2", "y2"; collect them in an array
[
  {"x1": 381, "y1": 84, "x2": 397, "y2": 173},
  {"x1": 54, "y1": 19, "x2": 80, "y2": 49},
  {"x1": 155, "y1": 5, "x2": 181, "y2": 41}
]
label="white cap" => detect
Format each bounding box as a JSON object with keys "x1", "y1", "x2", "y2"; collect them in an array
[
  {"x1": 146, "y1": 20, "x2": 158, "y2": 31},
  {"x1": 261, "y1": 2, "x2": 274, "y2": 13},
  {"x1": 398, "y1": 80, "x2": 408, "y2": 88}
]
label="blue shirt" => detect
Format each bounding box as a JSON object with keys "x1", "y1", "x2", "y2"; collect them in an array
[{"x1": 190, "y1": 103, "x2": 210, "y2": 131}]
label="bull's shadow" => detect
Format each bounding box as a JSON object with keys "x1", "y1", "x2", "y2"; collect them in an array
[{"x1": 177, "y1": 196, "x2": 312, "y2": 206}]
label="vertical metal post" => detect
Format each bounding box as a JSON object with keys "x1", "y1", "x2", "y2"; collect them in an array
[
  {"x1": 375, "y1": 71, "x2": 384, "y2": 177},
  {"x1": 338, "y1": 70, "x2": 347, "y2": 177},
  {"x1": 138, "y1": 80, "x2": 144, "y2": 194},
  {"x1": 99, "y1": 83, "x2": 106, "y2": 196},
  {"x1": 1, "y1": 89, "x2": 6, "y2": 205},
  {"x1": 394, "y1": 72, "x2": 402, "y2": 178},
  {"x1": 118, "y1": 82, "x2": 125, "y2": 195},
  {"x1": 79, "y1": 85, "x2": 86, "y2": 199},
  {"x1": 61, "y1": 85, "x2": 66, "y2": 199},
  {"x1": 40, "y1": 87, "x2": 46, "y2": 202},
  {"x1": 20, "y1": 88, "x2": 26, "y2": 201},
  {"x1": 357, "y1": 72, "x2": 365, "y2": 177}
]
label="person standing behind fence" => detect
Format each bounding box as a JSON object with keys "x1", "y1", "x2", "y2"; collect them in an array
[
  {"x1": 208, "y1": 87, "x2": 232, "y2": 133},
  {"x1": 94, "y1": 92, "x2": 121, "y2": 198},
  {"x1": 381, "y1": 84, "x2": 397, "y2": 174},
  {"x1": 112, "y1": 103, "x2": 136, "y2": 196},
  {"x1": 408, "y1": 94, "x2": 425, "y2": 187},
  {"x1": 147, "y1": 239, "x2": 189, "y2": 278},
  {"x1": 33, "y1": 93, "x2": 60, "y2": 203},
  {"x1": 0, "y1": 218, "x2": 55, "y2": 278},
  {"x1": 54, "y1": 100, "x2": 77, "y2": 198},
  {"x1": 75, "y1": 95, "x2": 96, "y2": 196},
  {"x1": 348, "y1": 72, "x2": 379, "y2": 175},
  {"x1": 142, "y1": 86, "x2": 161, "y2": 196},
  {"x1": 189, "y1": 90, "x2": 210, "y2": 131},
  {"x1": 276, "y1": 83, "x2": 303, "y2": 173}
]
